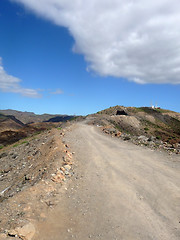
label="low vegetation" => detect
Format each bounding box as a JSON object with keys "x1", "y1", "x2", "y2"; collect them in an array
[{"x1": 92, "y1": 105, "x2": 180, "y2": 145}]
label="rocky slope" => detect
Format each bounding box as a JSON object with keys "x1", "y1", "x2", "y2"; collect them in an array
[
  {"x1": 0, "y1": 124, "x2": 75, "y2": 239},
  {"x1": 88, "y1": 106, "x2": 180, "y2": 154}
]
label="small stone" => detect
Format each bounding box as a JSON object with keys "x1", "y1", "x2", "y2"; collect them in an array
[
  {"x1": 0, "y1": 152, "x2": 8, "y2": 158},
  {"x1": 15, "y1": 222, "x2": 35, "y2": 240},
  {"x1": 8, "y1": 229, "x2": 17, "y2": 237},
  {"x1": 51, "y1": 171, "x2": 65, "y2": 183},
  {"x1": 64, "y1": 165, "x2": 71, "y2": 171}
]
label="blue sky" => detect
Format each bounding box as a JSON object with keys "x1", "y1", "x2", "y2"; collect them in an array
[{"x1": 0, "y1": 0, "x2": 180, "y2": 115}]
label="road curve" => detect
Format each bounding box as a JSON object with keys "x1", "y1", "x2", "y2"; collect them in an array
[{"x1": 35, "y1": 123, "x2": 180, "y2": 240}]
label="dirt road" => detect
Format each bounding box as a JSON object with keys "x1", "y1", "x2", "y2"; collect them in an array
[{"x1": 35, "y1": 122, "x2": 180, "y2": 240}]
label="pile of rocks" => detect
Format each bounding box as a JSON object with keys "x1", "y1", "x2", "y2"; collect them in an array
[
  {"x1": 0, "y1": 128, "x2": 69, "y2": 203},
  {"x1": 0, "y1": 127, "x2": 76, "y2": 237},
  {"x1": 121, "y1": 133, "x2": 180, "y2": 154},
  {"x1": 100, "y1": 125, "x2": 179, "y2": 154},
  {"x1": 51, "y1": 146, "x2": 74, "y2": 183},
  {"x1": 101, "y1": 126, "x2": 121, "y2": 138}
]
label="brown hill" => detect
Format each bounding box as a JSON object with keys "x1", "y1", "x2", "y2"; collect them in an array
[
  {"x1": 0, "y1": 114, "x2": 24, "y2": 132},
  {"x1": 0, "y1": 121, "x2": 62, "y2": 147},
  {"x1": 0, "y1": 111, "x2": 72, "y2": 147},
  {"x1": 91, "y1": 106, "x2": 180, "y2": 145},
  {"x1": 0, "y1": 109, "x2": 73, "y2": 124}
]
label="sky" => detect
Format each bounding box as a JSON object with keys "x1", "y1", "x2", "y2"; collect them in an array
[{"x1": 0, "y1": 0, "x2": 180, "y2": 115}]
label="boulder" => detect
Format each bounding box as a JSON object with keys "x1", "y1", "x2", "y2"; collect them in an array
[
  {"x1": 8, "y1": 223, "x2": 35, "y2": 240},
  {"x1": 138, "y1": 135, "x2": 148, "y2": 142}
]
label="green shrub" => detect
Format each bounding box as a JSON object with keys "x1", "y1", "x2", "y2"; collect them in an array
[
  {"x1": 114, "y1": 125, "x2": 121, "y2": 131},
  {"x1": 156, "y1": 136, "x2": 161, "y2": 140},
  {"x1": 34, "y1": 131, "x2": 42, "y2": 135},
  {"x1": 13, "y1": 141, "x2": 28, "y2": 148},
  {"x1": 13, "y1": 144, "x2": 19, "y2": 148}
]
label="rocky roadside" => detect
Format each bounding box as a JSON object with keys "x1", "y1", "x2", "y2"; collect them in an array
[
  {"x1": 100, "y1": 125, "x2": 180, "y2": 155},
  {"x1": 0, "y1": 124, "x2": 75, "y2": 240}
]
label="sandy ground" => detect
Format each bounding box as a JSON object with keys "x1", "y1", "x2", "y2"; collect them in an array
[{"x1": 33, "y1": 122, "x2": 180, "y2": 240}]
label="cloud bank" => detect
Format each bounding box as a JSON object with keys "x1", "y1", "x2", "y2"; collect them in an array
[
  {"x1": 13, "y1": 0, "x2": 180, "y2": 84},
  {"x1": 0, "y1": 58, "x2": 41, "y2": 98}
]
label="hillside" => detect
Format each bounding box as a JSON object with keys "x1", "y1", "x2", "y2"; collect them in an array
[
  {"x1": 0, "y1": 110, "x2": 74, "y2": 147},
  {"x1": 89, "y1": 106, "x2": 180, "y2": 150},
  {"x1": 0, "y1": 114, "x2": 25, "y2": 132},
  {"x1": 0, "y1": 109, "x2": 74, "y2": 124}
]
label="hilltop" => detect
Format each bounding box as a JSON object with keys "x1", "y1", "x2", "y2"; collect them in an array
[{"x1": 88, "y1": 105, "x2": 180, "y2": 153}]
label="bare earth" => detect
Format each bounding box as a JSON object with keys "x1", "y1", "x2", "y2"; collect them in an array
[{"x1": 32, "y1": 122, "x2": 180, "y2": 240}]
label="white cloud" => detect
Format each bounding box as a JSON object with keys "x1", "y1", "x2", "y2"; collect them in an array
[
  {"x1": 13, "y1": 0, "x2": 180, "y2": 84},
  {"x1": 0, "y1": 57, "x2": 41, "y2": 98},
  {"x1": 50, "y1": 89, "x2": 63, "y2": 95}
]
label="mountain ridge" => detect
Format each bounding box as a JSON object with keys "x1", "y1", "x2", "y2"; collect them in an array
[{"x1": 0, "y1": 109, "x2": 74, "y2": 124}]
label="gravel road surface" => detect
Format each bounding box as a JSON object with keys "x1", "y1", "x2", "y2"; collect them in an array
[{"x1": 35, "y1": 122, "x2": 180, "y2": 240}]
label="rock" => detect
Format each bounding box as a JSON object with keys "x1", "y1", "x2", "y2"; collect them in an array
[
  {"x1": 67, "y1": 152, "x2": 72, "y2": 159},
  {"x1": 148, "y1": 136, "x2": 156, "y2": 141},
  {"x1": 110, "y1": 128, "x2": 116, "y2": 134},
  {"x1": 11, "y1": 154, "x2": 18, "y2": 159},
  {"x1": 2, "y1": 167, "x2": 12, "y2": 173},
  {"x1": 7, "y1": 229, "x2": 17, "y2": 237},
  {"x1": 138, "y1": 135, "x2": 148, "y2": 142},
  {"x1": 25, "y1": 174, "x2": 31, "y2": 181},
  {"x1": 123, "y1": 136, "x2": 131, "y2": 141},
  {"x1": 15, "y1": 223, "x2": 35, "y2": 240},
  {"x1": 149, "y1": 142, "x2": 156, "y2": 146},
  {"x1": 60, "y1": 167, "x2": 65, "y2": 172},
  {"x1": 0, "y1": 152, "x2": 8, "y2": 159},
  {"x1": 51, "y1": 171, "x2": 65, "y2": 183},
  {"x1": 115, "y1": 131, "x2": 121, "y2": 137},
  {"x1": 64, "y1": 165, "x2": 71, "y2": 171}
]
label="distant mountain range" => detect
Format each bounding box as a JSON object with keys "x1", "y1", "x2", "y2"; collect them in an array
[
  {"x1": 0, "y1": 109, "x2": 74, "y2": 124},
  {"x1": 0, "y1": 110, "x2": 75, "y2": 146}
]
